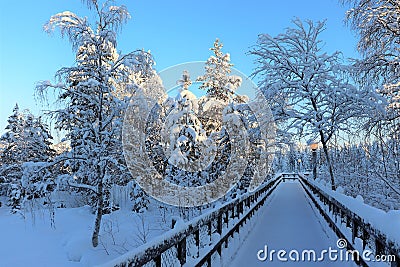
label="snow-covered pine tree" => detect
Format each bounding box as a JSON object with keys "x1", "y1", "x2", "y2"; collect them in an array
[
  {"x1": 197, "y1": 39, "x2": 271, "y2": 197},
  {"x1": 162, "y1": 71, "x2": 209, "y2": 186},
  {"x1": 0, "y1": 105, "x2": 54, "y2": 213},
  {"x1": 36, "y1": 0, "x2": 150, "y2": 247},
  {"x1": 196, "y1": 39, "x2": 242, "y2": 137},
  {"x1": 0, "y1": 104, "x2": 25, "y2": 212},
  {"x1": 196, "y1": 39, "x2": 242, "y2": 102},
  {"x1": 195, "y1": 40, "x2": 238, "y2": 180},
  {"x1": 20, "y1": 115, "x2": 55, "y2": 207},
  {"x1": 197, "y1": 39, "x2": 266, "y2": 198},
  {"x1": 23, "y1": 115, "x2": 55, "y2": 163},
  {"x1": 0, "y1": 104, "x2": 24, "y2": 180}
]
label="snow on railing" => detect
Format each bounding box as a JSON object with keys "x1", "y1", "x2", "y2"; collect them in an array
[
  {"x1": 299, "y1": 174, "x2": 400, "y2": 267},
  {"x1": 98, "y1": 174, "x2": 284, "y2": 267}
]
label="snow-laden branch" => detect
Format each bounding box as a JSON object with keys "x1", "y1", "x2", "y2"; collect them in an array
[{"x1": 66, "y1": 179, "x2": 98, "y2": 194}]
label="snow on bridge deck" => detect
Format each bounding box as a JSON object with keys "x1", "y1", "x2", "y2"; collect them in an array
[{"x1": 230, "y1": 180, "x2": 356, "y2": 267}]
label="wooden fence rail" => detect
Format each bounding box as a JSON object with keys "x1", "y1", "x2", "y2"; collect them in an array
[{"x1": 299, "y1": 175, "x2": 400, "y2": 267}]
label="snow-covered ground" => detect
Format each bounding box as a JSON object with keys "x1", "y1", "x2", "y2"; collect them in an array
[
  {"x1": 0, "y1": 200, "x2": 179, "y2": 267},
  {"x1": 1, "y1": 177, "x2": 398, "y2": 267}
]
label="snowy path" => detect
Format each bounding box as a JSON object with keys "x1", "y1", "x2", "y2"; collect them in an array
[{"x1": 229, "y1": 180, "x2": 356, "y2": 267}]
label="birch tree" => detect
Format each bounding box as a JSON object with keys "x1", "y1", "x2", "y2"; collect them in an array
[
  {"x1": 343, "y1": 0, "x2": 400, "y2": 188},
  {"x1": 250, "y1": 19, "x2": 357, "y2": 190},
  {"x1": 343, "y1": 0, "x2": 399, "y2": 128},
  {"x1": 36, "y1": 0, "x2": 148, "y2": 247}
]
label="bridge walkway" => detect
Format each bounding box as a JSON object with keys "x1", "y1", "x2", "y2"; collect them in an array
[{"x1": 230, "y1": 180, "x2": 355, "y2": 267}]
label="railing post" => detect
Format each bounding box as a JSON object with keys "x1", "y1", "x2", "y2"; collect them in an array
[
  {"x1": 391, "y1": 255, "x2": 400, "y2": 267},
  {"x1": 154, "y1": 255, "x2": 161, "y2": 267},
  {"x1": 333, "y1": 206, "x2": 338, "y2": 223},
  {"x1": 208, "y1": 221, "x2": 212, "y2": 243},
  {"x1": 341, "y1": 212, "x2": 346, "y2": 225},
  {"x1": 177, "y1": 238, "x2": 186, "y2": 265},
  {"x1": 346, "y1": 215, "x2": 351, "y2": 228},
  {"x1": 351, "y1": 219, "x2": 357, "y2": 244},
  {"x1": 195, "y1": 229, "x2": 200, "y2": 258},
  {"x1": 375, "y1": 238, "x2": 384, "y2": 257},
  {"x1": 217, "y1": 214, "x2": 223, "y2": 235},
  {"x1": 362, "y1": 229, "x2": 368, "y2": 250}
]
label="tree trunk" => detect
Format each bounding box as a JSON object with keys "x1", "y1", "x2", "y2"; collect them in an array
[
  {"x1": 319, "y1": 130, "x2": 336, "y2": 190},
  {"x1": 92, "y1": 169, "x2": 104, "y2": 247}
]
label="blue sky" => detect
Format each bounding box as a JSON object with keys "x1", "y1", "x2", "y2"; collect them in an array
[{"x1": 0, "y1": 0, "x2": 358, "y2": 137}]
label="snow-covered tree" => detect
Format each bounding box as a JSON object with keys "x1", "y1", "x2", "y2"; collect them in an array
[
  {"x1": 158, "y1": 71, "x2": 212, "y2": 186},
  {"x1": 342, "y1": 0, "x2": 400, "y2": 195},
  {"x1": 18, "y1": 114, "x2": 55, "y2": 211},
  {"x1": 0, "y1": 105, "x2": 54, "y2": 213},
  {"x1": 0, "y1": 104, "x2": 25, "y2": 191},
  {"x1": 195, "y1": 39, "x2": 273, "y2": 196},
  {"x1": 0, "y1": 104, "x2": 25, "y2": 212},
  {"x1": 196, "y1": 38, "x2": 242, "y2": 103},
  {"x1": 343, "y1": 0, "x2": 399, "y2": 90},
  {"x1": 129, "y1": 180, "x2": 149, "y2": 213},
  {"x1": 36, "y1": 0, "x2": 150, "y2": 247},
  {"x1": 196, "y1": 38, "x2": 247, "y2": 139},
  {"x1": 343, "y1": 0, "x2": 400, "y2": 129},
  {"x1": 114, "y1": 49, "x2": 166, "y2": 102},
  {"x1": 112, "y1": 50, "x2": 161, "y2": 213},
  {"x1": 23, "y1": 115, "x2": 55, "y2": 162},
  {"x1": 250, "y1": 19, "x2": 358, "y2": 190},
  {"x1": 329, "y1": 139, "x2": 400, "y2": 210},
  {"x1": 165, "y1": 73, "x2": 205, "y2": 169}
]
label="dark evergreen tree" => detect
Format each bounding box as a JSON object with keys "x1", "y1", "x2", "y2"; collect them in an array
[{"x1": 0, "y1": 105, "x2": 54, "y2": 213}]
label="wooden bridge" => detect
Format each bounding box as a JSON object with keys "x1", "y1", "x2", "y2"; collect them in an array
[{"x1": 99, "y1": 174, "x2": 400, "y2": 267}]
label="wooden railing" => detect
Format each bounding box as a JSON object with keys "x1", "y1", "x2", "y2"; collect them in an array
[
  {"x1": 101, "y1": 173, "x2": 400, "y2": 267},
  {"x1": 100, "y1": 174, "x2": 284, "y2": 267},
  {"x1": 299, "y1": 175, "x2": 400, "y2": 267}
]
